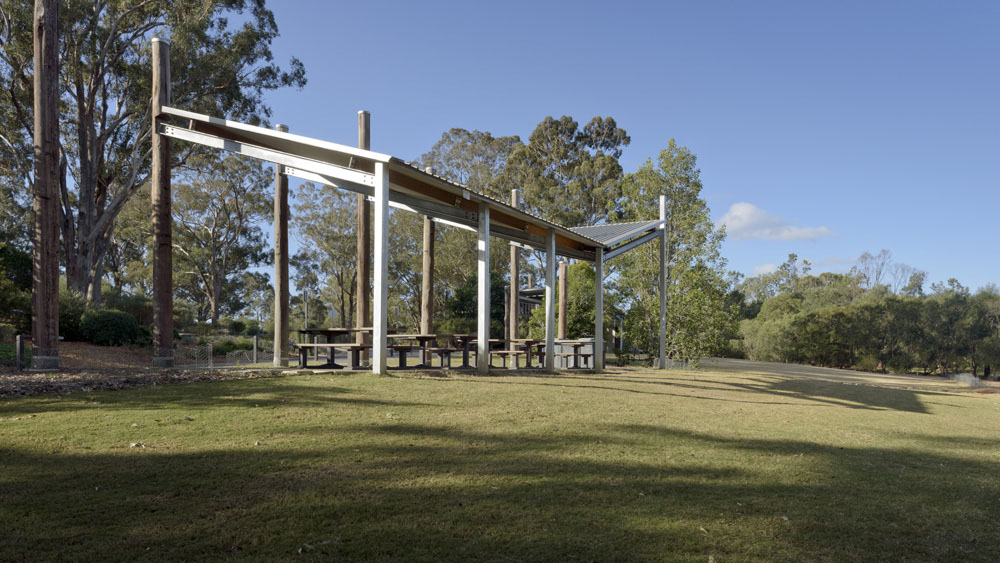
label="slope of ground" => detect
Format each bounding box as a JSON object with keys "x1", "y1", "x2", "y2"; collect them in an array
[{"x1": 2, "y1": 364, "x2": 999, "y2": 561}]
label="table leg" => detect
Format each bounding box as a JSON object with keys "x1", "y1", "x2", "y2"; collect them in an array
[
  {"x1": 461, "y1": 342, "x2": 470, "y2": 368},
  {"x1": 416, "y1": 341, "x2": 430, "y2": 369},
  {"x1": 398, "y1": 349, "x2": 407, "y2": 369}
]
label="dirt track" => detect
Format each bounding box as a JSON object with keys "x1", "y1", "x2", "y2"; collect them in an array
[{"x1": 700, "y1": 357, "x2": 1000, "y2": 392}]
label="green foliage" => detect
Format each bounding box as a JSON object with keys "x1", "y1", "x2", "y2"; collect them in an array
[
  {"x1": 59, "y1": 286, "x2": 89, "y2": 342},
  {"x1": 173, "y1": 154, "x2": 272, "y2": 322},
  {"x1": 443, "y1": 273, "x2": 506, "y2": 336},
  {"x1": 1, "y1": 0, "x2": 306, "y2": 302},
  {"x1": 212, "y1": 337, "x2": 254, "y2": 355},
  {"x1": 509, "y1": 116, "x2": 630, "y2": 228},
  {"x1": 0, "y1": 340, "x2": 29, "y2": 366},
  {"x1": 613, "y1": 140, "x2": 736, "y2": 362},
  {"x1": 102, "y1": 288, "x2": 154, "y2": 328},
  {"x1": 739, "y1": 265, "x2": 1000, "y2": 376},
  {"x1": 80, "y1": 309, "x2": 141, "y2": 346},
  {"x1": 228, "y1": 319, "x2": 246, "y2": 336}
]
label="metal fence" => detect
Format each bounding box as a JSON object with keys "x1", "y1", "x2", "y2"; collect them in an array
[{"x1": 174, "y1": 344, "x2": 213, "y2": 368}]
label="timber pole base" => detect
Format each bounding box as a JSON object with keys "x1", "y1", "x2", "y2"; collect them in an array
[{"x1": 30, "y1": 355, "x2": 59, "y2": 370}]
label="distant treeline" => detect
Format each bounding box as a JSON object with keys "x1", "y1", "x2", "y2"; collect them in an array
[{"x1": 733, "y1": 253, "x2": 1000, "y2": 377}]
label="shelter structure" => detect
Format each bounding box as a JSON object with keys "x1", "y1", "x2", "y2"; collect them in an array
[{"x1": 147, "y1": 40, "x2": 669, "y2": 373}]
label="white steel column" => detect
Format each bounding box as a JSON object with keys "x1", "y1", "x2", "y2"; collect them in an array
[
  {"x1": 477, "y1": 202, "x2": 491, "y2": 375},
  {"x1": 595, "y1": 247, "x2": 604, "y2": 371},
  {"x1": 372, "y1": 162, "x2": 390, "y2": 374},
  {"x1": 659, "y1": 194, "x2": 668, "y2": 369},
  {"x1": 544, "y1": 229, "x2": 556, "y2": 372}
]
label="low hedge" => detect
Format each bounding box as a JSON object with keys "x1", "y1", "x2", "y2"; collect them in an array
[{"x1": 80, "y1": 308, "x2": 141, "y2": 346}]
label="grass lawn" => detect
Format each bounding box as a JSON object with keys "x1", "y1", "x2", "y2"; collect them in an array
[{"x1": 2, "y1": 364, "x2": 999, "y2": 562}]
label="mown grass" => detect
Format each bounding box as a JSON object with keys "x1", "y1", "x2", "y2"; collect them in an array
[{"x1": 2, "y1": 366, "x2": 999, "y2": 562}]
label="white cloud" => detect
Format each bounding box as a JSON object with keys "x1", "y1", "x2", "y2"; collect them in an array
[
  {"x1": 752, "y1": 263, "x2": 779, "y2": 275},
  {"x1": 718, "y1": 202, "x2": 833, "y2": 241}
]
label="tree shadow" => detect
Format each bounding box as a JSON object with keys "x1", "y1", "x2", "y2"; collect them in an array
[
  {"x1": 0, "y1": 377, "x2": 433, "y2": 417},
  {"x1": 3, "y1": 417, "x2": 999, "y2": 561},
  {"x1": 453, "y1": 371, "x2": 937, "y2": 414}
]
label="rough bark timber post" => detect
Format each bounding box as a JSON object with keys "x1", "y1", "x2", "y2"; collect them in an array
[
  {"x1": 508, "y1": 189, "x2": 521, "y2": 357},
  {"x1": 594, "y1": 248, "x2": 604, "y2": 371},
  {"x1": 31, "y1": 0, "x2": 59, "y2": 369},
  {"x1": 356, "y1": 111, "x2": 372, "y2": 364},
  {"x1": 420, "y1": 212, "x2": 435, "y2": 364},
  {"x1": 150, "y1": 37, "x2": 173, "y2": 368},
  {"x1": 272, "y1": 124, "x2": 290, "y2": 367},
  {"x1": 557, "y1": 260, "x2": 567, "y2": 340}
]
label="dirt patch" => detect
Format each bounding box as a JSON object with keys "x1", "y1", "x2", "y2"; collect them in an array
[
  {"x1": 0, "y1": 366, "x2": 292, "y2": 398},
  {"x1": 57, "y1": 341, "x2": 154, "y2": 369}
]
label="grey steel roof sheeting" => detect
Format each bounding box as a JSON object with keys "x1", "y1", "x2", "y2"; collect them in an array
[{"x1": 570, "y1": 220, "x2": 663, "y2": 246}]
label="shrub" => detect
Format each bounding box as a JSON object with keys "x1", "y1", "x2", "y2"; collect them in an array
[
  {"x1": 59, "y1": 286, "x2": 89, "y2": 341},
  {"x1": 243, "y1": 319, "x2": 261, "y2": 336},
  {"x1": 0, "y1": 341, "x2": 31, "y2": 367},
  {"x1": 103, "y1": 289, "x2": 154, "y2": 327},
  {"x1": 80, "y1": 309, "x2": 141, "y2": 346},
  {"x1": 0, "y1": 278, "x2": 30, "y2": 335},
  {"x1": 228, "y1": 319, "x2": 246, "y2": 335},
  {"x1": 213, "y1": 337, "x2": 254, "y2": 355}
]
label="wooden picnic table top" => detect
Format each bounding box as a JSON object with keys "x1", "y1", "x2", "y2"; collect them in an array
[
  {"x1": 389, "y1": 333, "x2": 454, "y2": 341},
  {"x1": 297, "y1": 327, "x2": 374, "y2": 335}
]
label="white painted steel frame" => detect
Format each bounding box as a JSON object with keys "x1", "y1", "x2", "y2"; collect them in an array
[
  {"x1": 477, "y1": 203, "x2": 491, "y2": 375},
  {"x1": 154, "y1": 105, "x2": 678, "y2": 374},
  {"x1": 659, "y1": 195, "x2": 668, "y2": 370}
]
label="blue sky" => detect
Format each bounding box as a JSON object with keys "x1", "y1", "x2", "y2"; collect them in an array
[{"x1": 259, "y1": 0, "x2": 999, "y2": 291}]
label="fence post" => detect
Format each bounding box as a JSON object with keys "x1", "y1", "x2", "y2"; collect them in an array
[
  {"x1": 253, "y1": 334, "x2": 259, "y2": 364},
  {"x1": 209, "y1": 343, "x2": 213, "y2": 369},
  {"x1": 16, "y1": 334, "x2": 24, "y2": 371}
]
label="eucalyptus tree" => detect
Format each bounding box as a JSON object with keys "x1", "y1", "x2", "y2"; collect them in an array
[
  {"x1": 0, "y1": 0, "x2": 305, "y2": 303},
  {"x1": 172, "y1": 153, "x2": 271, "y2": 323},
  {"x1": 508, "y1": 116, "x2": 630, "y2": 228},
  {"x1": 613, "y1": 140, "x2": 734, "y2": 362}
]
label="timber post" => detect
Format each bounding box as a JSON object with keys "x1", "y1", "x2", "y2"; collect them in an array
[
  {"x1": 150, "y1": 37, "x2": 173, "y2": 368},
  {"x1": 420, "y1": 204, "x2": 435, "y2": 364},
  {"x1": 557, "y1": 260, "x2": 567, "y2": 340},
  {"x1": 31, "y1": 0, "x2": 60, "y2": 370},
  {"x1": 356, "y1": 111, "x2": 372, "y2": 363},
  {"x1": 272, "y1": 123, "x2": 290, "y2": 367}
]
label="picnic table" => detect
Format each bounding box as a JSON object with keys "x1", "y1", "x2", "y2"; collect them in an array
[
  {"x1": 295, "y1": 327, "x2": 375, "y2": 369},
  {"x1": 388, "y1": 333, "x2": 466, "y2": 369}
]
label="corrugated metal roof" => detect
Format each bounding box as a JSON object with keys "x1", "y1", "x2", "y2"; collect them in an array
[{"x1": 570, "y1": 220, "x2": 663, "y2": 246}]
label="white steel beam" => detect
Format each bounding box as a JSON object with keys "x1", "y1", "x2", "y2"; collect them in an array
[
  {"x1": 372, "y1": 162, "x2": 390, "y2": 374},
  {"x1": 595, "y1": 247, "x2": 604, "y2": 371},
  {"x1": 477, "y1": 202, "x2": 491, "y2": 375},
  {"x1": 659, "y1": 195, "x2": 668, "y2": 370},
  {"x1": 604, "y1": 229, "x2": 662, "y2": 261},
  {"x1": 157, "y1": 123, "x2": 376, "y2": 189},
  {"x1": 545, "y1": 229, "x2": 556, "y2": 372}
]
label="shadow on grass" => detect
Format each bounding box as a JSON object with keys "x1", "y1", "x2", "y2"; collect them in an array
[
  {"x1": 0, "y1": 377, "x2": 434, "y2": 417},
  {"x1": 458, "y1": 371, "x2": 937, "y2": 414},
  {"x1": 2, "y1": 417, "x2": 999, "y2": 561}
]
